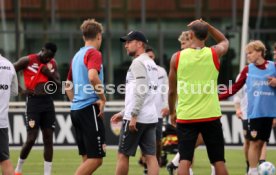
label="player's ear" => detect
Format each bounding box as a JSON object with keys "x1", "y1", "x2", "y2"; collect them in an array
[
  {"x1": 189, "y1": 31, "x2": 195, "y2": 40},
  {"x1": 138, "y1": 41, "x2": 143, "y2": 47},
  {"x1": 97, "y1": 33, "x2": 102, "y2": 41}
]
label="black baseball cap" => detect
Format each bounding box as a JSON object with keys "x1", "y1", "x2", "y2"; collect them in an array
[{"x1": 120, "y1": 31, "x2": 148, "y2": 44}]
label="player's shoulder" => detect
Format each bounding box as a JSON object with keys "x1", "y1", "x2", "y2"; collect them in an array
[
  {"x1": 0, "y1": 56, "x2": 16, "y2": 73},
  {"x1": 25, "y1": 54, "x2": 39, "y2": 65},
  {"x1": 87, "y1": 48, "x2": 102, "y2": 57},
  {"x1": 157, "y1": 65, "x2": 166, "y2": 73},
  {"x1": 0, "y1": 55, "x2": 10, "y2": 63},
  {"x1": 172, "y1": 51, "x2": 181, "y2": 59},
  {"x1": 28, "y1": 53, "x2": 38, "y2": 60}
]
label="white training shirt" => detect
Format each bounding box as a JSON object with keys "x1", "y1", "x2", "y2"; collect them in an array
[
  {"x1": 124, "y1": 53, "x2": 158, "y2": 123},
  {"x1": 154, "y1": 66, "x2": 168, "y2": 118},
  {"x1": 233, "y1": 74, "x2": 248, "y2": 120},
  {"x1": 0, "y1": 55, "x2": 18, "y2": 128}
]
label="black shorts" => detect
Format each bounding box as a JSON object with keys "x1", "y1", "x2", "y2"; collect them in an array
[
  {"x1": 0, "y1": 128, "x2": 9, "y2": 161},
  {"x1": 71, "y1": 104, "x2": 106, "y2": 158},
  {"x1": 177, "y1": 118, "x2": 225, "y2": 164},
  {"x1": 118, "y1": 120, "x2": 156, "y2": 157},
  {"x1": 242, "y1": 119, "x2": 249, "y2": 139},
  {"x1": 246, "y1": 117, "x2": 273, "y2": 142},
  {"x1": 25, "y1": 95, "x2": 55, "y2": 130},
  {"x1": 156, "y1": 118, "x2": 163, "y2": 141}
]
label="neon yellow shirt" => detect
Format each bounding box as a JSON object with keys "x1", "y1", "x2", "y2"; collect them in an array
[{"x1": 176, "y1": 47, "x2": 221, "y2": 120}]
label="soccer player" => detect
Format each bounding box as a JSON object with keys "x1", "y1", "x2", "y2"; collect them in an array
[
  {"x1": 146, "y1": 46, "x2": 169, "y2": 164},
  {"x1": 168, "y1": 19, "x2": 229, "y2": 175},
  {"x1": 0, "y1": 54, "x2": 18, "y2": 175},
  {"x1": 233, "y1": 72, "x2": 268, "y2": 174},
  {"x1": 65, "y1": 19, "x2": 106, "y2": 175},
  {"x1": 269, "y1": 43, "x2": 276, "y2": 87},
  {"x1": 167, "y1": 30, "x2": 216, "y2": 175},
  {"x1": 111, "y1": 31, "x2": 159, "y2": 175},
  {"x1": 219, "y1": 40, "x2": 276, "y2": 175},
  {"x1": 178, "y1": 31, "x2": 193, "y2": 50},
  {"x1": 138, "y1": 46, "x2": 169, "y2": 174},
  {"x1": 14, "y1": 42, "x2": 60, "y2": 175}
]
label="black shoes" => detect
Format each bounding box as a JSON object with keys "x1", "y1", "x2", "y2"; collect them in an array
[{"x1": 166, "y1": 162, "x2": 177, "y2": 175}]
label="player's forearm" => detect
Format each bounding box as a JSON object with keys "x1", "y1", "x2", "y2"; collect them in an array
[
  {"x1": 90, "y1": 77, "x2": 106, "y2": 101},
  {"x1": 65, "y1": 89, "x2": 74, "y2": 101},
  {"x1": 41, "y1": 67, "x2": 61, "y2": 86},
  {"x1": 52, "y1": 72, "x2": 61, "y2": 86},
  {"x1": 65, "y1": 81, "x2": 74, "y2": 101},
  {"x1": 168, "y1": 90, "x2": 177, "y2": 115}
]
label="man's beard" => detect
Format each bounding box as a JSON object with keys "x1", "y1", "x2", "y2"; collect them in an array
[{"x1": 128, "y1": 51, "x2": 136, "y2": 57}]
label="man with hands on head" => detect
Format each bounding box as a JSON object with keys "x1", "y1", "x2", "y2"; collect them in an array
[{"x1": 168, "y1": 19, "x2": 229, "y2": 175}]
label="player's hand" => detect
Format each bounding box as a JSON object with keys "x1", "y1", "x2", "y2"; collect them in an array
[
  {"x1": 170, "y1": 112, "x2": 177, "y2": 127},
  {"x1": 94, "y1": 99, "x2": 105, "y2": 119},
  {"x1": 187, "y1": 18, "x2": 208, "y2": 27},
  {"x1": 18, "y1": 86, "x2": 27, "y2": 95},
  {"x1": 235, "y1": 109, "x2": 243, "y2": 120},
  {"x1": 268, "y1": 76, "x2": 276, "y2": 87},
  {"x1": 40, "y1": 64, "x2": 50, "y2": 74},
  {"x1": 129, "y1": 116, "x2": 138, "y2": 132},
  {"x1": 161, "y1": 107, "x2": 169, "y2": 117},
  {"x1": 110, "y1": 113, "x2": 123, "y2": 124},
  {"x1": 272, "y1": 118, "x2": 276, "y2": 128}
]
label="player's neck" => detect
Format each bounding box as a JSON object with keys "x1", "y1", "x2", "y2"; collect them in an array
[
  {"x1": 134, "y1": 48, "x2": 145, "y2": 58},
  {"x1": 190, "y1": 40, "x2": 205, "y2": 49},
  {"x1": 255, "y1": 58, "x2": 265, "y2": 66},
  {"x1": 85, "y1": 40, "x2": 99, "y2": 50}
]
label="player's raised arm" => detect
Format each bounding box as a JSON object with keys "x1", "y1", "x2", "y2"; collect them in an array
[
  {"x1": 188, "y1": 19, "x2": 229, "y2": 58},
  {"x1": 168, "y1": 52, "x2": 178, "y2": 126}
]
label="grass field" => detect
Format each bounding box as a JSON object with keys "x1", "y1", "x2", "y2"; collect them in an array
[{"x1": 9, "y1": 147, "x2": 276, "y2": 175}]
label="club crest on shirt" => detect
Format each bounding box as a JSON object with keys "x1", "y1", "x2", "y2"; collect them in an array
[
  {"x1": 29, "y1": 120, "x2": 35, "y2": 128},
  {"x1": 251, "y1": 130, "x2": 257, "y2": 138}
]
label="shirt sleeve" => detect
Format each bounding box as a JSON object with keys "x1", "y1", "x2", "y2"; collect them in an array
[
  {"x1": 84, "y1": 49, "x2": 102, "y2": 72},
  {"x1": 67, "y1": 63, "x2": 73, "y2": 81},
  {"x1": 130, "y1": 59, "x2": 148, "y2": 116},
  {"x1": 10, "y1": 67, "x2": 18, "y2": 96},
  {"x1": 120, "y1": 108, "x2": 125, "y2": 116},
  {"x1": 161, "y1": 68, "x2": 169, "y2": 108},
  {"x1": 219, "y1": 66, "x2": 248, "y2": 100},
  {"x1": 233, "y1": 73, "x2": 242, "y2": 104}
]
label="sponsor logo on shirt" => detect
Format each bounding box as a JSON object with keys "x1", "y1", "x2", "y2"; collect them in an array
[
  {"x1": 0, "y1": 66, "x2": 11, "y2": 70},
  {"x1": 0, "y1": 84, "x2": 9, "y2": 90}
]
